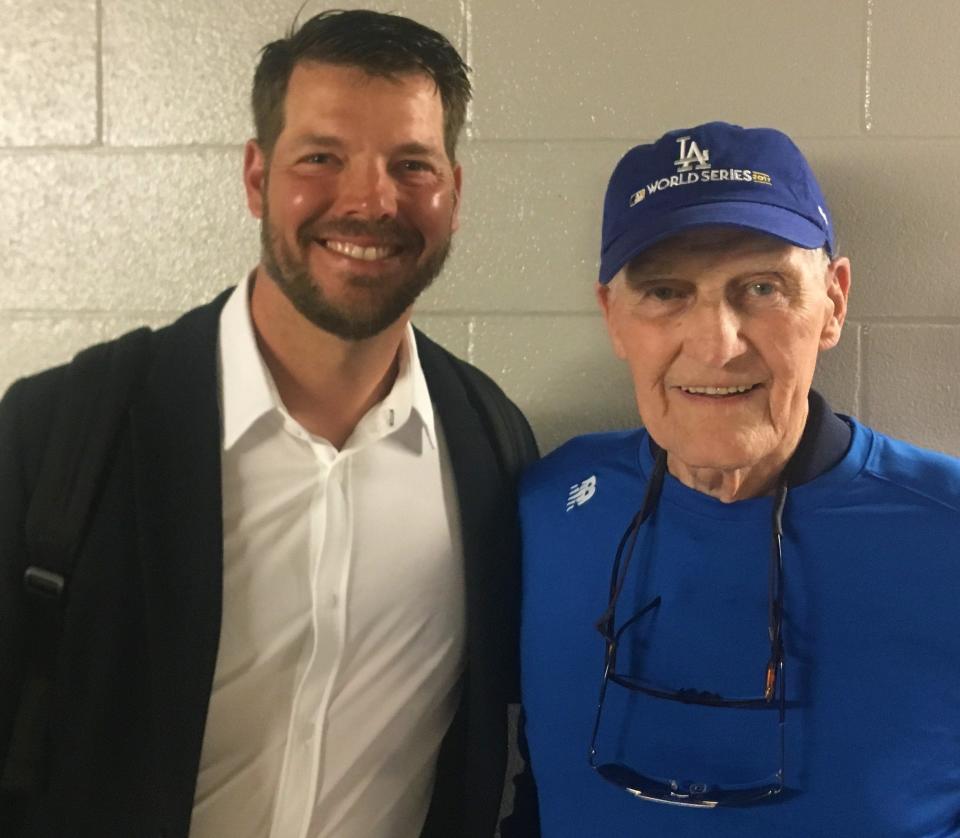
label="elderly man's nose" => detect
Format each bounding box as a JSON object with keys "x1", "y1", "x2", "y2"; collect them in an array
[{"x1": 684, "y1": 303, "x2": 747, "y2": 367}]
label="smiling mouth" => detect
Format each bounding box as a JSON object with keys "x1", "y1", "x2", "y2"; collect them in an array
[
  {"x1": 320, "y1": 238, "x2": 402, "y2": 262},
  {"x1": 677, "y1": 384, "x2": 760, "y2": 397}
]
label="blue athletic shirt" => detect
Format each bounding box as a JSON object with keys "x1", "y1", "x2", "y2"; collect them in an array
[{"x1": 520, "y1": 417, "x2": 960, "y2": 837}]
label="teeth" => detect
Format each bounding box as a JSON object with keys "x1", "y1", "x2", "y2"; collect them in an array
[
  {"x1": 681, "y1": 384, "x2": 755, "y2": 395},
  {"x1": 324, "y1": 240, "x2": 395, "y2": 261}
]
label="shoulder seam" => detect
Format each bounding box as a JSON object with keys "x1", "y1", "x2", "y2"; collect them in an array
[{"x1": 861, "y1": 464, "x2": 960, "y2": 515}]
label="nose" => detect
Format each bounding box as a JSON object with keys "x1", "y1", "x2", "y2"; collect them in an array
[
  {"x1": 682, "y1": 300, "x2": 748, "y2": 368},
  {"x1": 335, "y1": 159, "x2": 398, "y2": 220}
]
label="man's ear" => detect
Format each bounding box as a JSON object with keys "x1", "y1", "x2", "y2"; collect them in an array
[
  {"x1": 597, "y1": 280, "x2": 627, "y2": 360},
  {"x1": 820, "y1": 256, "x2": 851, "y2": 351},
  {"x1": 243, "y1": 140, "x2": 267, "y2": 220},
  {"x1": 450, "y1": 163, "x2": 462, "y2": 233}
]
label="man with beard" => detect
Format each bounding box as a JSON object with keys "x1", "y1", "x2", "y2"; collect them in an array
[{"x1": 0, "y1": 10, "x2": 537, "y2": 838}]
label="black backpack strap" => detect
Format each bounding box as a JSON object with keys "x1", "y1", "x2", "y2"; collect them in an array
[{"x1": 1, "y1": 326, "x2": 151, "y2": 795}]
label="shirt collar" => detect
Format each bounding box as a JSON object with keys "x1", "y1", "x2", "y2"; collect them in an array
[
  {"x1": 219, "y1": 273, "x2": 437, "y2": 451},
  {"x1": 220, "y1": 273, "x2": 275, "y2": 450},
  {"x1": 372, "y1": 320, "x2": 438, "y2": 450},
  {"x1": 645, "y1": 388, "x2": 852, "y2": 489}
]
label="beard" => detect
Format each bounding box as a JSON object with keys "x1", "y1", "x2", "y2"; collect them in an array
[{"x1": 259, "y1": 198, "x2": 453, "y2": 342}]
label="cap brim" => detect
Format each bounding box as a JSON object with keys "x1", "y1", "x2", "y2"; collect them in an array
[{"x1": 599, "y1": 201, "x2": 829, "y2": 284}]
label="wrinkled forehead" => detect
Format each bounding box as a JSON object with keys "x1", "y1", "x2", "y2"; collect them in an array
[{"x1": 625, "y1": 226, "x2": 819, "y2": 279}]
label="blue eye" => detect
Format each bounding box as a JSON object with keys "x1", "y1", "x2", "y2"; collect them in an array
[
  {"x1": 748, "y1": 282, "x2": 776, "y2": 296},
  {"x1": 649, "y1": 286, "x2": 681, "y2": 301}
]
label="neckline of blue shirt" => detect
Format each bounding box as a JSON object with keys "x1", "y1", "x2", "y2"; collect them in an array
[{"x1": 636, "y1": 395, "x2": 872, "y2": 522}]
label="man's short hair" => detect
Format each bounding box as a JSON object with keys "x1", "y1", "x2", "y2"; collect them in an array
[{"x1": 252, "y1": 9, "x2": 472, "y2": 162}]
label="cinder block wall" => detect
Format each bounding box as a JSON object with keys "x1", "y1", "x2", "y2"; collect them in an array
[{"x1": 3, "y1": 1, "x2": 960, "y2": 457}]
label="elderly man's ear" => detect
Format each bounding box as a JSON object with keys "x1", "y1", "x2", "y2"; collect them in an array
[
  {"x1": 595, "y1": 281, "x2": 628, "y2": 361},
  {"x1": 819, "y1": 257, "x2": 852, "y2": 351}
]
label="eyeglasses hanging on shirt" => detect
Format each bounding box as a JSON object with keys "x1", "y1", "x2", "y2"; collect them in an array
[{"x1": 588, "y1": 446, "x2": 788, "y2": 808}]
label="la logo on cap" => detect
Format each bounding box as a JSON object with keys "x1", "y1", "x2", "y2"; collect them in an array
[{"x1": 674, "y1": 136, "x2": 711, "y2": 173}]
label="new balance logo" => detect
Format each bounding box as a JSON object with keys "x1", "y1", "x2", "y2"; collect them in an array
[
  {"x1": 674, "y1": 135, "x2": 711, "y2": 173},
  {"x1": 566, "y1": 475, "x2": 597, "y2": 511}
]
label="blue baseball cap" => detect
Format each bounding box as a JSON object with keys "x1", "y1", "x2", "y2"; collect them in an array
[{"x1": 599, "y1": 121, "x2": 835, "y2": 284}]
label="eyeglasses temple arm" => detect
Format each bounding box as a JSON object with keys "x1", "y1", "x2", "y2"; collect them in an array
[
  {"x1": 765, "y1": 480, "x2": 788, "y2": 701},
  {"x1": 595, "y1": 448, "x2": 668, "y2": 639}
]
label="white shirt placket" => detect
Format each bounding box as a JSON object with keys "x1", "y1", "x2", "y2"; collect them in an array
[{"x1": 271, "y1": 445, "x2": 354, "y2": 838}]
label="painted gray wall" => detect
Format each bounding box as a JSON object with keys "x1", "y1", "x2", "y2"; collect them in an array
[{"x1": 2, "y1": 0, "x2": 958, "y2": 458}]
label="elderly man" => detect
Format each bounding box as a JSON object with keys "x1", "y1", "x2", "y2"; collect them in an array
[
  {"x1": 516, "y1": 122, "x2": 960, "y2": 835},
  {"x1": 0, "y1": 10, "x2": 536, "y2": 838}
]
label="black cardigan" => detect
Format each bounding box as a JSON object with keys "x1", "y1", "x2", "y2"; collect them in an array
[{"x1": 0, "y1": 289, "x2": 539, "y2": 838}]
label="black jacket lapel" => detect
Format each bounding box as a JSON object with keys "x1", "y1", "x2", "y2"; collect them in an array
[
  {"x1": 130, "y1": 291, "x2": 230, "y2": 835},
  {"x1": 416, "y1": 331, "x2": 520, "y2": 838}
]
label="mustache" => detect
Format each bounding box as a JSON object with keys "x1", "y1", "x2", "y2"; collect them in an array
[{"x1": 299, "y1": 218, "x2": 422, "y2": 249}]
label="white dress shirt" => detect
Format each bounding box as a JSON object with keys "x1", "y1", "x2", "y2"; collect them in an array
[{"x1": 190, "y1": 276, "x2": 466, "y2": 838}]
